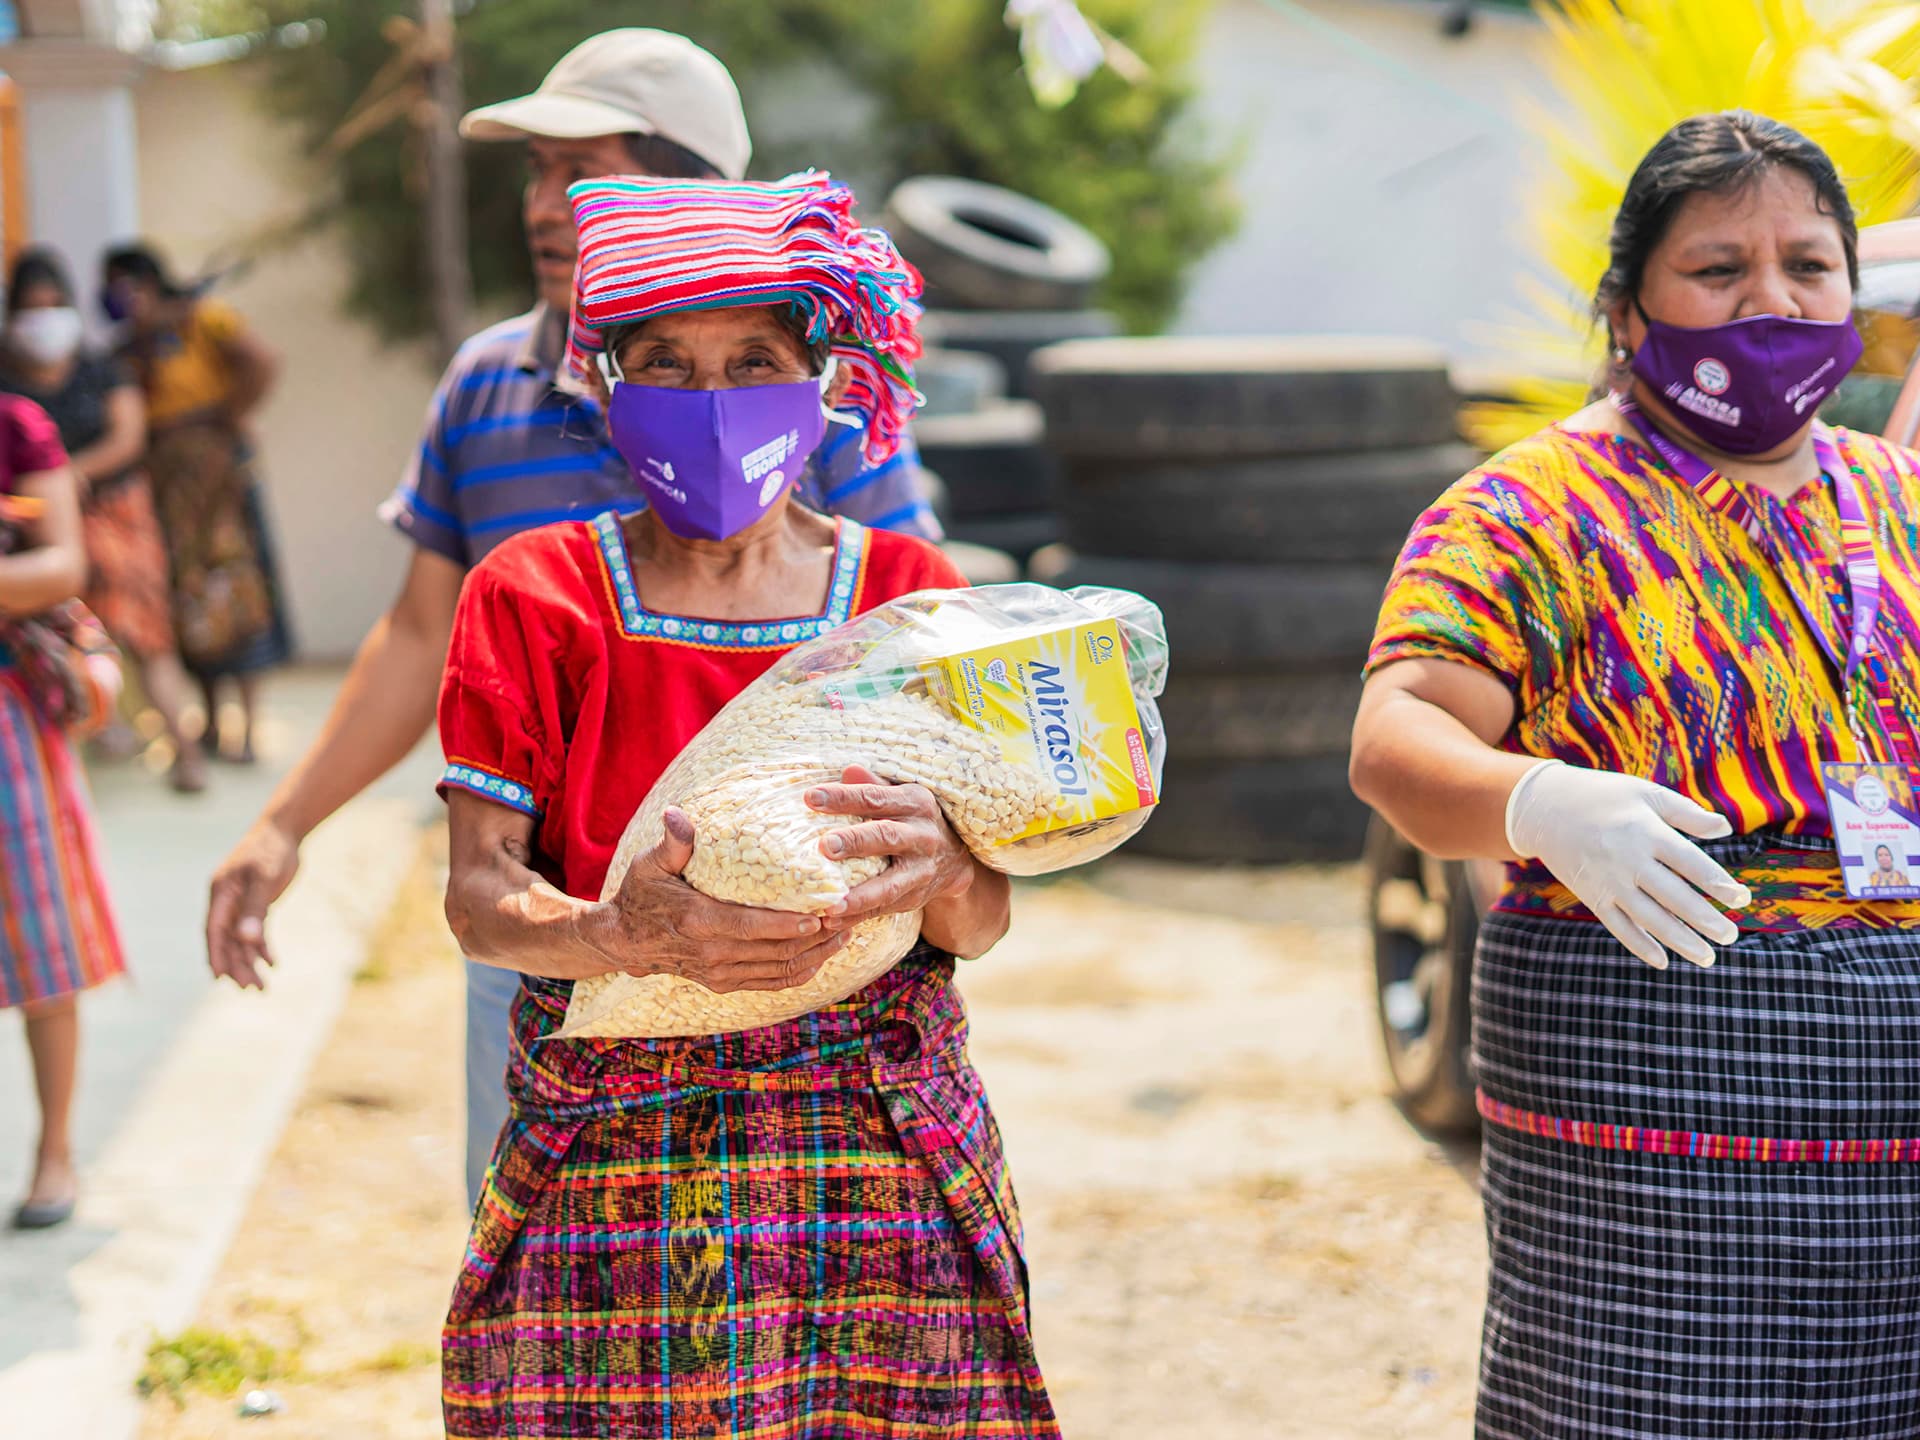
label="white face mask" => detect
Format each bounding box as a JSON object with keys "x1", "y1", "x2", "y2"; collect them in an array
[{"x1": 10, "y1": 307, "x2": 83, "y2": 367}]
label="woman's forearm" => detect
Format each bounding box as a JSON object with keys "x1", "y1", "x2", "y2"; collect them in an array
[
  {"x1": 0, "y1": 542, "x2": 86, "y2": 614},
  {"x1": 446, "y1": 849, "x2": 613, "y2": 980},
  {"x1": 1349, "y1": 687, "x2": 1535, "y2": 862},
  {"x1": 920, "y1": 859, "x2": 1010, "y2": 960}
]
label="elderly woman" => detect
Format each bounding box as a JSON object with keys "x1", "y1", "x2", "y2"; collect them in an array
[
  {"x1": 437, "y1": 176, "x2": 1056, "y2": 1438},
  {"x1": 1, "y1": 248, "x2": 206, "y2": 791},
  {"x1": 1353, "y1": 111, "x2": 1920, "y2": 1436}
]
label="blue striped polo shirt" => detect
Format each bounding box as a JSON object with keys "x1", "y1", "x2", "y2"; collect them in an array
[{"x1": 382, "y1": 305, "x2": 940, "y2": 566}]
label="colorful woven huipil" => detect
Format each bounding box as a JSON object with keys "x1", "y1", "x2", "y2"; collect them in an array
[{"x1": 1371, "y1": 420, "x2": 1920, "y2": 1437}]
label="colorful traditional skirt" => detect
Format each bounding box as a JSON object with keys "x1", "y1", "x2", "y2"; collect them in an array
[
  {"x1": 81, "y1": 473, "x2": 177, "y2": 663},
  {"x1": 1473, "y1": 833, "x2": 1920, "y2": 1439},
  {"x1": 443, "y1": 946, "x2": 1058, "y2": 1439},
  {"x1": 0, "y1": 665, "x2": 126, "y2": 1009},
  {"x1": 145, "y1": 420, "x2": 291, "y2": 678}
]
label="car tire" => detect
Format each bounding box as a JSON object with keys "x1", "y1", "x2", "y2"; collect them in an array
[
  {"x1": 1157, "y1": 670, "x2": 1363, "y2": 761},
  {"x1": 1056, "y1": 444, "x2": 1480, "y2": 564},
  {"x1": 915, "y1": 346, "x2": 1009, "y2": 417},
  {"x1": 945, "y1": 511, "x2": 1061, "y2": 565},
  {"x1": 885, "y1": 176, "x2": 1110, "y2": 312},
  {"x1": 938, "y1": 540, "x2": 1022, "y2": 586},
  {"x1": 921, "y1": 308, "x2": 1122, "y2": 398},
  {"x1": 1030, "y1": 548, "x2": 1390, "y2": 670},
  {"x1": 1365, "y1": 814, "x2": 1479, "y2": 1136},
  {"x1": 913, "y1": 401, "x2": 1057, "y2": 518},
  {"x1": 1127, "y1": 754, "x2": 1370, "y2": 864},
  {"x1": 1031, "y1": 336, "x2": 1459, "y2": 459}
]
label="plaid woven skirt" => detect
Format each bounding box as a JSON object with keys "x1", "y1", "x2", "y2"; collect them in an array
[
  {"x1": 1473, "y1": 859, "x2": 1920, "y2": 1440},
  {"x1": 0, "y1": 665, "x2": 126, "y2": 1010},
  {"x1": 443, "y1": 947, "x2": 1058, "y2": 1439}
]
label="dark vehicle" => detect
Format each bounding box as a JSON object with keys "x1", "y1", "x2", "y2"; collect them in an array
[{"x1": 1366, "y1": 218, "x2": 1920, "y2": 1134}]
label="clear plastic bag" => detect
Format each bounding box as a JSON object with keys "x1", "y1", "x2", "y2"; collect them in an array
[{"x1": 558, "y1": 582, "x2": 1168, "y2": 1038}]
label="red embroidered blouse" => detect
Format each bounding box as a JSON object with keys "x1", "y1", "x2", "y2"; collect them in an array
[{"x1": 438, "y1": 511, "x2": 968, "y2": 898}]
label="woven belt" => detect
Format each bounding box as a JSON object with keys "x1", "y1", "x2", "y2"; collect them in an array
[{"x1": 1478, "y1": 1090, "x2": 1920, "y2": 1163}]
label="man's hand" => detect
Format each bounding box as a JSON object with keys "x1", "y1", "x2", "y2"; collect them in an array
[{"x1": 205, "y1": 817, "x2": 301, "y2": 989}]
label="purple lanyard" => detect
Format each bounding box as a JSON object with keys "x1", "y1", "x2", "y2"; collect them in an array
[{"x1": 1616, "y1": 397, "x2": 1899, "y2": 760}]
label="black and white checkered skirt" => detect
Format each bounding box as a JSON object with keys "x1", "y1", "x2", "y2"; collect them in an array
[{"x1": 1474, "y1": 900, "x2": 1920, "y2": 1439}]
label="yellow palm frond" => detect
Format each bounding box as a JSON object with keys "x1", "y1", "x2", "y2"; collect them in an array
[{"x1": 1469, "y1": 0, "x2": 1920, "y2": 448}]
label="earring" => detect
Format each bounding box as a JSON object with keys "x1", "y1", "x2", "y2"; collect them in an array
[{"x1": 1610, "y1": 343, "x2": 1631, "y2": 365}]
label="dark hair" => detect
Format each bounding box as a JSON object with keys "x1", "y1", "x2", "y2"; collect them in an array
[
  {"x1": 1593, "y1": 110, "x2": 1859, "y2": 328},
  {"x1": 621, "y1": 132, "x2": 722, "y2": 182},
  {"x1": 7, "y1": 246, "x2": 74, "y2": 312},
  {"x1": 602, "y1": 305, "x2": 832, "y2": 376},
  {"x1": 103, "y1": 242, "x2": 188, "y2": 299}
]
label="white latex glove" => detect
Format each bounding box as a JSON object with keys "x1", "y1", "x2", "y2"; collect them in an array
[{"x1": 1505, "y1": 760, "x2": 1752, "y2": 971}]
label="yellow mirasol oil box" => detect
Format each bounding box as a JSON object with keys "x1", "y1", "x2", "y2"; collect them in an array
[{"x1": 919, "y1": 618, "x2": 1158, "y2": 841}]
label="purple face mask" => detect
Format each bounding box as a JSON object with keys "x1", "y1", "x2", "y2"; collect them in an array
[
  {"x1": 605, "y1": 375, "x2": 830, "y2": 542},
  {"x1": 1628, "y1": 307, "x2": 1863, "y2": 456}
]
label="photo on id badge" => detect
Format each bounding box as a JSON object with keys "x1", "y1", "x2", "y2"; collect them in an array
[{"x1": 1823, "y1": 762, "x2": 1920, "y2": 899}]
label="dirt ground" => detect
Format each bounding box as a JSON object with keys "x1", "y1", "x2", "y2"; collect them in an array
[{"x1": 138, "y1": 841, "x2": 1485, "y2": 1440}]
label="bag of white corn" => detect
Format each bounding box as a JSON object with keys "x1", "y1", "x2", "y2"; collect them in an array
[{"x1": 559, "y1": 582, "x2": 1168, "y2": 1038}]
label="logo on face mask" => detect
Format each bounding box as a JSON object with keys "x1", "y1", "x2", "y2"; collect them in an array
[
  {"x1": 759, "y1": 469, "x2": 787, "y2": 506},
  {"x1": 1693, "y1": 358, "x2": 1731, "y2": 395},
  {"x1": 741, "y1": 429, "x2": 802, "y2": 487},
  {"x1": 1787, "y1": 356, "x2": 1841, "y2": 416},
  {"x1": 1665, "y1": 381, "x2": 1743, "y2": 430}
]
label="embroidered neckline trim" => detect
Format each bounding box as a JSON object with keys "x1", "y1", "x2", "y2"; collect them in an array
[{"x1": 591, "y1": 510, "x2": 866, "y2": 648}]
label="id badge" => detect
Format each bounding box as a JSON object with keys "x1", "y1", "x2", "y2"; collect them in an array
[{"x1": 1822, "y1": 761, "x2": 1920, "y2": 899}]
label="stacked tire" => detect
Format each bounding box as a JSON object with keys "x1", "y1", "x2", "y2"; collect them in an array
[
  {"x1": 1030, "y1": 336, "x2": 1471, "y2": 864},
  {"x1": 886, "y1": 176, "x2": 1122, "y2": 563}
]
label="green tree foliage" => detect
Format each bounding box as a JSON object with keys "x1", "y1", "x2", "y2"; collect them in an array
[{"x1": 251, "y1": 0, "x2": 1236, "y2": 339}]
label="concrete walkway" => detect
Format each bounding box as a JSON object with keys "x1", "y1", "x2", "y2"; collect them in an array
[{"x1": 0, "y1": 668, "x2": 444, "y2": 1439}]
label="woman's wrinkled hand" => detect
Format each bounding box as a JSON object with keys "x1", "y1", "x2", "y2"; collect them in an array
[
  {"x1": 591, "y1": 807, "x2": 848, "y2": 992},
  {"x1": 806, "y1": 764, "x2": 977, "y2": 923}
]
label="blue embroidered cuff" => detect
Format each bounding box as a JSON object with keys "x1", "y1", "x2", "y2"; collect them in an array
[{"x1": 441, "y1": 762, "x2": 542, "y2": 818}]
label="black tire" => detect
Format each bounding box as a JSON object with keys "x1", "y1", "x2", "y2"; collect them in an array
[
  {"x1": 1056, "y1": 444, "x2": 1480, "y2": 564},
  {"x1": 1030, "y1": 548, "x2": 1389, "y2": 670},
  {"x1": 1127, "y1": 755, "x2": 1370, "y2": 864},
  {"x1": 945, "y1": 511, "x2": 1061, "y2": 565},
  {"x1": 914, "y1": 346, "x2": 1008, "y2": 417},
  {"x1": 913, "y1": 402, "x2": 1057, "y2": 518},
  {"x1": 1365, "y1": 815, "x2": 1479, "y2": 1135},
  {"x1": 938, "y1": 540, "x2": 1021, "y2": 586},
  {"x1": 1031, "y1": 337, "x2": 1458, "y2": 460},
  {"x1": 1158, "y1": 671, "x2": 1363, "y2": 761},
  {"x1": 884, "y1": 176, "x2": 1110, "y2": 312},
  {"x1": 921, "y1": 308, "x2": 1122, "y2": 398}
]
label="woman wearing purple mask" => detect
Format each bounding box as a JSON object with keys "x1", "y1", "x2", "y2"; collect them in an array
[
  {"x1": 433, "y1": 175, "x2": 1057, "y2": 1438},
  {"x1": 1354, "y1": 111, "x2": 1920, "y2": 1435}
]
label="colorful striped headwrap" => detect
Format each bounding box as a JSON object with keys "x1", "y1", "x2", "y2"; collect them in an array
[{"x1": 564, "y1": 172, "x2": 925, "y2": 464}]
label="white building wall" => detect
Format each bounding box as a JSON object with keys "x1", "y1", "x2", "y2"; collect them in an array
[
  {"x1": 136, "y1": 58, "x2": 441, "y2": 660},
  {"x1": 1179, "y1": 0, "x2": 1559, "y2": 363},
  {"x1": 17, "y1": 81, "x2": 138, "y2": 315}
]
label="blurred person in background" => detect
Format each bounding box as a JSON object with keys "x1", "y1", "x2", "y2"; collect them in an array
[
  {"x1": 102, "y1": 243, "x2": 288, "y2": 767},
  {"x1": 1, "y1": 248, "x2": 208, "y2": 793},
  {"x1": 1354, "y1": 111, "x2": 1920, "y2": 1435},
  {"x1": 0, "y1": 393, "x2": 128, "y2": 1230},
  {"x1": 203, "y1": 28, "x2": 942, "y2": 1210}
]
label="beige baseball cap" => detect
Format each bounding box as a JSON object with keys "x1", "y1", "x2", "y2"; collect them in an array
[{"x1": 459, "y1": 29, "x2": 752, "y2": 181}]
